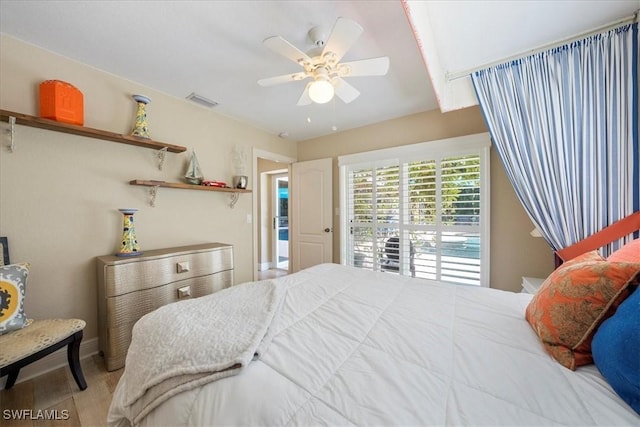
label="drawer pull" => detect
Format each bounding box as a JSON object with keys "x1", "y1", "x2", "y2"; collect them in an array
[
  {"x1": 177, "y1": 286, "x2": 191, "y2": 299},
  {"x1": 177, "y1": 262, "x2": 190, "y2": 273}
]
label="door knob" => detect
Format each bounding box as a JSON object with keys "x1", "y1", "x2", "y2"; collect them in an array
[{"x1": 324, "y1": 228, "x2": 331, "y2": 233}]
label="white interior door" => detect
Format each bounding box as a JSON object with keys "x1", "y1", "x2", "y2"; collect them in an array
[{"x1": 291, "y1": 158, "x2": 333, "y2": 272}]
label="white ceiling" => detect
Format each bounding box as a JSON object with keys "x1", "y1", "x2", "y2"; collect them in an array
[
  {"x1": 1, "y1": 1, "x2": 638, "y2": 142},
  {"x1": 408, "y1": 0, "x2": 639, "y2": 112}
]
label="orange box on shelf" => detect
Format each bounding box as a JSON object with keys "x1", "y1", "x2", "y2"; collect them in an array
[{"x1": 39, "y1": 80, "x2": 84, "y2": 125}]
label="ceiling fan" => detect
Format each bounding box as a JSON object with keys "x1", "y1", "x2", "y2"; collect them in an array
[{"x1": 258, "y1": 17, "x2": 390, "y2": 106}]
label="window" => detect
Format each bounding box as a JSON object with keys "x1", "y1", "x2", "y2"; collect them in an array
[{"x1": 339, "y1": 134, "x2": 490, "y2": 286}]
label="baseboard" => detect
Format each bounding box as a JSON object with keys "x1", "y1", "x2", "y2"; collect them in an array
[{"x1": 1, "y1": 337, "x2": 100, "y2": 387}]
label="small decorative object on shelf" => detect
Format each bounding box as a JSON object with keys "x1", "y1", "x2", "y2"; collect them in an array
[
  {"x1": 232, "y1": 145, "x2": 248, "y2": 189},
  {"x1": 232, "y1": 175, "x2": 248, "y2": 189},
  {"x1": 131, "y1": 94, "x2": 151, "y2": 138},
  {"x1": 184, "y1": 150, "x2": 204, "y2": 185},
  {"x1": 39, "y1": 80, "x2": 84, "y2": 125},
  {"x1": 202, "y1": 180, "x2": 229, "y2": 188},
  {"x1": 116, "y1": 208, "x2": 142, "y2": 257}
]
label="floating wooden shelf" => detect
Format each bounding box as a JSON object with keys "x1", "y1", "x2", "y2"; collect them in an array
[
  {"x1": 130, "y1": 179, "x2": 251, "y2": 193},
  {"x1": 0, "y1": 109, "x2": 187, "y2": 153},
  {"x1": 130, "y1": 180, "x2": 251, "y2": 208}
]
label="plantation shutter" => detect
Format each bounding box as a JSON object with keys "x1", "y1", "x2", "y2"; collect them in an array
[
  {"x1": 347, "y1": 161, "x2": 400, "y2": 272},
  {"x1": 405, "y1": 155, "x2": 482, "y2": 285},
  {"x1": 340, "y1": 134, "x2": 490, "y2": 286}
]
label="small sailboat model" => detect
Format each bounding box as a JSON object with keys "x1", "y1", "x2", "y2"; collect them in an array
[{"x1": 184, "y1": 150, "x2": 204, "y2": 185}]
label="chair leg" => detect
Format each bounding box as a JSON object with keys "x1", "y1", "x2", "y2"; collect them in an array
[
  {"x1": 67, "y1": 331, "x2": 87, "y2": 390},
  {"x1": 4, "y1": 369, "x2": 19, "y2": 390}
]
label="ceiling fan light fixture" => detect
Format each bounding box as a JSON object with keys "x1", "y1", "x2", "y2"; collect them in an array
[
  {"x1": 259, "y1": 18, "x2": 387, "y2": 106},
  {"x1": 309, "y1": 79, "x2": 334, "y2": 104}
]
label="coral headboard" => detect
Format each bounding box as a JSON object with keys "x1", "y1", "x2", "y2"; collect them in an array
[{"x1": 555, "y1": 211, "x2": 640, "y2": 264}]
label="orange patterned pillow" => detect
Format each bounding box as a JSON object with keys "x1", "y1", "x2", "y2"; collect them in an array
[
  {"x1": 525, "y1": 251, "x2": 640, "y2": 370},
  {"x1": 558, "y1": 249, "x2": 605, "y2": 265},
  {"x1": 607, "y1": 239, "x2": 640, "y2": 263}
]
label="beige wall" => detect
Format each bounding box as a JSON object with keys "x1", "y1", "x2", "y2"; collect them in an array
[
  {"x1": 298, "y1": 107, "x2": 555, "y2": 291},
  {"x1": 0, "y1": 35, "x2": 297, "y2": 341}
]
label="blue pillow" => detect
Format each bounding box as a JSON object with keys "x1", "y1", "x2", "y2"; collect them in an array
[{"x1": 592, "y1": 286, "x2": 640, "y2": 414}]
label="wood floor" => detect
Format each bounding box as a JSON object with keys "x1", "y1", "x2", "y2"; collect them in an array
[
  {"x1": 0, "y1": 355, "x2": 122, "y2": 427},
  {"x1": 257, "y1": 268, "x2": 288, "y2": 280}
]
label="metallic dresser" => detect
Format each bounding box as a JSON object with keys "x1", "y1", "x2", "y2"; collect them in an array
[{"x1": 96, "y1": 243, "x2": 233, "y2": 371}]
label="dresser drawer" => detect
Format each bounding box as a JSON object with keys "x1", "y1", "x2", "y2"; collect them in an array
[
  {"x1": 105, "y1": 270, "x2": 233, "y2": 327},
  {"x1": 103, "y1": 246, "x2": 232, "y2": 297},
  {"x1": 102, "y1": 270, "x2": 232, "y2": 371},
  {"x1": 96, "y1": 243, "x2": 234, "y2": 371}
]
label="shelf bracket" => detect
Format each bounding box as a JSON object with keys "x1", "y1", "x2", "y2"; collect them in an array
[
  {"x1": 149, "y1": 185, "x2": 160, "y2": 207},
  {"x1": 8, "y1": 116, "x2": 16, "y2": 152},
  {"x1": 229, "y1": 192, "x2": 240, "y2": 209},
  {"x1": 157, "y1": 146, "x2": 168, "y2": 170}
]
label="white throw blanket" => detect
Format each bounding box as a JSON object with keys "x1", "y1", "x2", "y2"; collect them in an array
[{"x1": 108, "y1": 279, "x2": 284, "y2": 426}]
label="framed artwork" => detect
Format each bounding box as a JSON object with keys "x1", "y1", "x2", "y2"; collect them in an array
[{"x1": 0, "y1": 237, "x2": 9, "y2": 266}]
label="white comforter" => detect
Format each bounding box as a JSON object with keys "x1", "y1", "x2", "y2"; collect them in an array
[{"x1": 109, "y1": 263, "x2": 639, "y2": 426}]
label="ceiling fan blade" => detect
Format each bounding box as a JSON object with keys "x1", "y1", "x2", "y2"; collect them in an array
[
  {"x1": 322, "y1": 17, "x2": 363, "y2": 63},
  {"x1": 339, "y1": 56, "x2": 390, "y2": 77},
  {"x1": 258, "y1": 71, "x2": 308, "y2": 87},
  {"x1": 333, "y1": 78, "x2": 360, "y2": 104},
  {"x1": 263, "y1": 36, "x2": 312, "y2": 65},
  {"x1": 297, "y1": 82, "x2": 312, "y2": 106}
]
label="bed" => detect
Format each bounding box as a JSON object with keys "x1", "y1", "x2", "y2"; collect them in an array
[{"x1": 108, "y1": 228, "x2": 640, "y2": 426}]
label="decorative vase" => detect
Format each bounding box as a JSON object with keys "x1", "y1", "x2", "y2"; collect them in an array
[
  {"x1": 131, "y1": 94, "x2": 151, "y2": 138},
  {"x1": 233, "y1": 175, "x2": 248, "y2": 189},
  {"x1": 116, "y1": 209, "x2": 142, "y2": 257}
]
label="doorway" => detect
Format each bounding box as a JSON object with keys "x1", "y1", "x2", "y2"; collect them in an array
[
  {"x1": 253, "y1": 149, "x2": 296, "y2": 281},
  {"x1": 273, "y1": 173, "x2": 289, "y2": 270}
]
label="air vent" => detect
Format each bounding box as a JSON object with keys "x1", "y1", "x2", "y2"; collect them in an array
[{"x1": 185, "y1": 92, "x2": 218, "y2": 108}]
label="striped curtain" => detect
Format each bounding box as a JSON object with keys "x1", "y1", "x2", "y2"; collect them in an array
[{"x1": 472, "y1": 23, "x2": 638, "y2": 255}]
